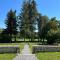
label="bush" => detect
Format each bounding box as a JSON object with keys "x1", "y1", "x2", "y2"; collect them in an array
[
  {"x1": 55, "y1": 31, "x2": 60, "y2": 43},
  {"x1": 46, "y1": 34, "x2": 56, "y2": 44},
  {"x1": 46, "y1": 29, "x2": 60, "y2": 45},
  {"x1": 0, "y1": 29, "x2": 11, "y2": 43},
  {"x1": 46, "y1": 30, "x2": 57, "y2": 44}
]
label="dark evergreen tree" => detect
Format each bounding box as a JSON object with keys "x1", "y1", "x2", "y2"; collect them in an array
[{"x1": 5, "y1": 9, "x2": 18, "y2": 42}]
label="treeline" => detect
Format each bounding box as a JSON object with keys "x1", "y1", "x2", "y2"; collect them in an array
[{"x1": 0, "y1": 0, "x2": 60, "y2": 44}]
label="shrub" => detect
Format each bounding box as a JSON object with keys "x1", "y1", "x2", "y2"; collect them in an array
[
  {"x1": 0, "y1": 29, "x2": 11, "y2": 43},
  {"x1": 46, "y1": 30, "x2": 57, "y2": 44}
]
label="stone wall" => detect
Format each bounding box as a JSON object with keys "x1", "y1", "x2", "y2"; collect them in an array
[
  {"x1": 0, "y1": 45, "x2": 20, "y2": 53},
  {"x1": 32, "y1": 45, "x2": 60, "y2": 53}
]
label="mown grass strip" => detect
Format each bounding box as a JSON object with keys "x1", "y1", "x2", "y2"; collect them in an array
[{"x1": 36, "y1": 52, "x2": 60, "y2": 60}]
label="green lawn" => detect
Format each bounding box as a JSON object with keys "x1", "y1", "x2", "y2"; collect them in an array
[
  {"x1": 0, "y1": 43, "x2": 24, "y2": 60},
  {"x1": 29, "y1": 43, "x2": 60, "y2": 60},
  {"x1": 0, "y1": 54, "x2": 16, "y2": 60},
  {"x1": 0, "y1": 43, "x2": 24, "y2": 49},
  {"x1": 36, "y1": 52, "x2": 60, "y2": 60}
]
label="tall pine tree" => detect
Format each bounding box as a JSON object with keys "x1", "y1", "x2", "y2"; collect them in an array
[
  {"x1": 29, "y1": 0, "x2": 38, "y2": 41},
  {"x1": 18, "y1": 0, "x2": 38, "y2": 41},
  {"x1": 5, "y1": 9, "x2": 17, "y2": 42}
]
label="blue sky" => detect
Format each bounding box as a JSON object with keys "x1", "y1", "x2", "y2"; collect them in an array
[{"x1": 0, "y1": 0, "x2": 60, "y2": 28}]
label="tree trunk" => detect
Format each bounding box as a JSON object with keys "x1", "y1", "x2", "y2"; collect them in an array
[
  {"x1": 24, "y1": 37, "x2": 25, "y2": 42},
  {"x1": 31, "y1": 38, "x2": 32, "y2": 42},
  {"x1": 10, "y1": 34, "x2": 12, "y2": 43},
  {"x1": 43, "y1": 38, "x2": 44, "y2": 44},
  {"x1": 14, "y1": 35, "x2": 16, "y2": 42},
  {"x1": 29, "y1": 38, "x2": 30, "y2": 42},
  {"x1": 38, "y1": 38, "x2": 40, "y2": 42}
]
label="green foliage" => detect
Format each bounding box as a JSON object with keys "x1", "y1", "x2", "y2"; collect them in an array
[
  {"x1": 46, "y1": 29, "x2": 60, "y2": 44},
  {"x1": 5, "y1": 9, "x2": 18, "y2": 42},
  {"x1": 46, "y1": 30, "x2": 57, "y2": 44},
  {"x1": 55, "y1": 29, "x2": 60, "y2": 42},
  {"x1": 18, "y1": 0, "x2": 38, "y2": 41},
  {"x1": 58, "y1": 21, "x2": 60, "y2": 28},
  {"x1": 0, "y1": 29, "x2": 11, "y2": 43},
  {"x1": 0, "y1": 0, "x2": 60, "y2": 43},
  {"x1": 47, "y1": 17, "x2": 58, "y2": 31},
  {"x1": 38, "y1": 14, "x2": 49, "y2": 43},
  {"x1": 46, "y1": 18, "x2": 59, "y2": 44}
]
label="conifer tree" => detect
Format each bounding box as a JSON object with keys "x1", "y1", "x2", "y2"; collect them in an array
[
  {"x1": 5, "y1": 9, "x2": 17, "y2": 42},
  {"x1": 18, "y1": 0, "x2": 38, "y2": 41}
]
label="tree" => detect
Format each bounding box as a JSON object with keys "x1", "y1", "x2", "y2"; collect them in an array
[
  {"x1": 37, "y1": 14, "x2": 49, "y2": 43},
  {"x1": 46, "y1": 17, "x2": 58, "y2": 44},
  {"x1": 46, "y1": 29, "x2": 57, "y2": 44},
  {"x1": 46, "y1": 17, "x2": 58, "y2": 33},
  {"x1": 18, "y1": 0, "x2": 38, "y2": 41},
  {"x1": 58, "y1": 21, "x2": 60, "y2": 28},
  {"x1": 18, "y1": 0, "x2": 30, "y2": 41},
  {"x1": 37, "y1": 13, "x2": 42, "y2": 41},
  {"x1": 30, "y1": 0, "x2": 38, "y2": 41},
  {"x1": 5, "y1": 9, "x2": 18, "y2": 42},
  {"x1": 49, "y1": 17, "x2": 58, "y2": 30}
]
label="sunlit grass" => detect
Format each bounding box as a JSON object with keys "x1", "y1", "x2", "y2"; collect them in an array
[
  {"x1": 29, "y1": 43, "x2": 60, "y2": 60},
  {"x1": 0, "y1": 54, "x2": 16, "y2": 60},
  {"x1": 36, "y1": 52, "x2": 60, "y2": 60},
  {"x1": 0, "y1": 43, "x2": 25, "y2": 60}
]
